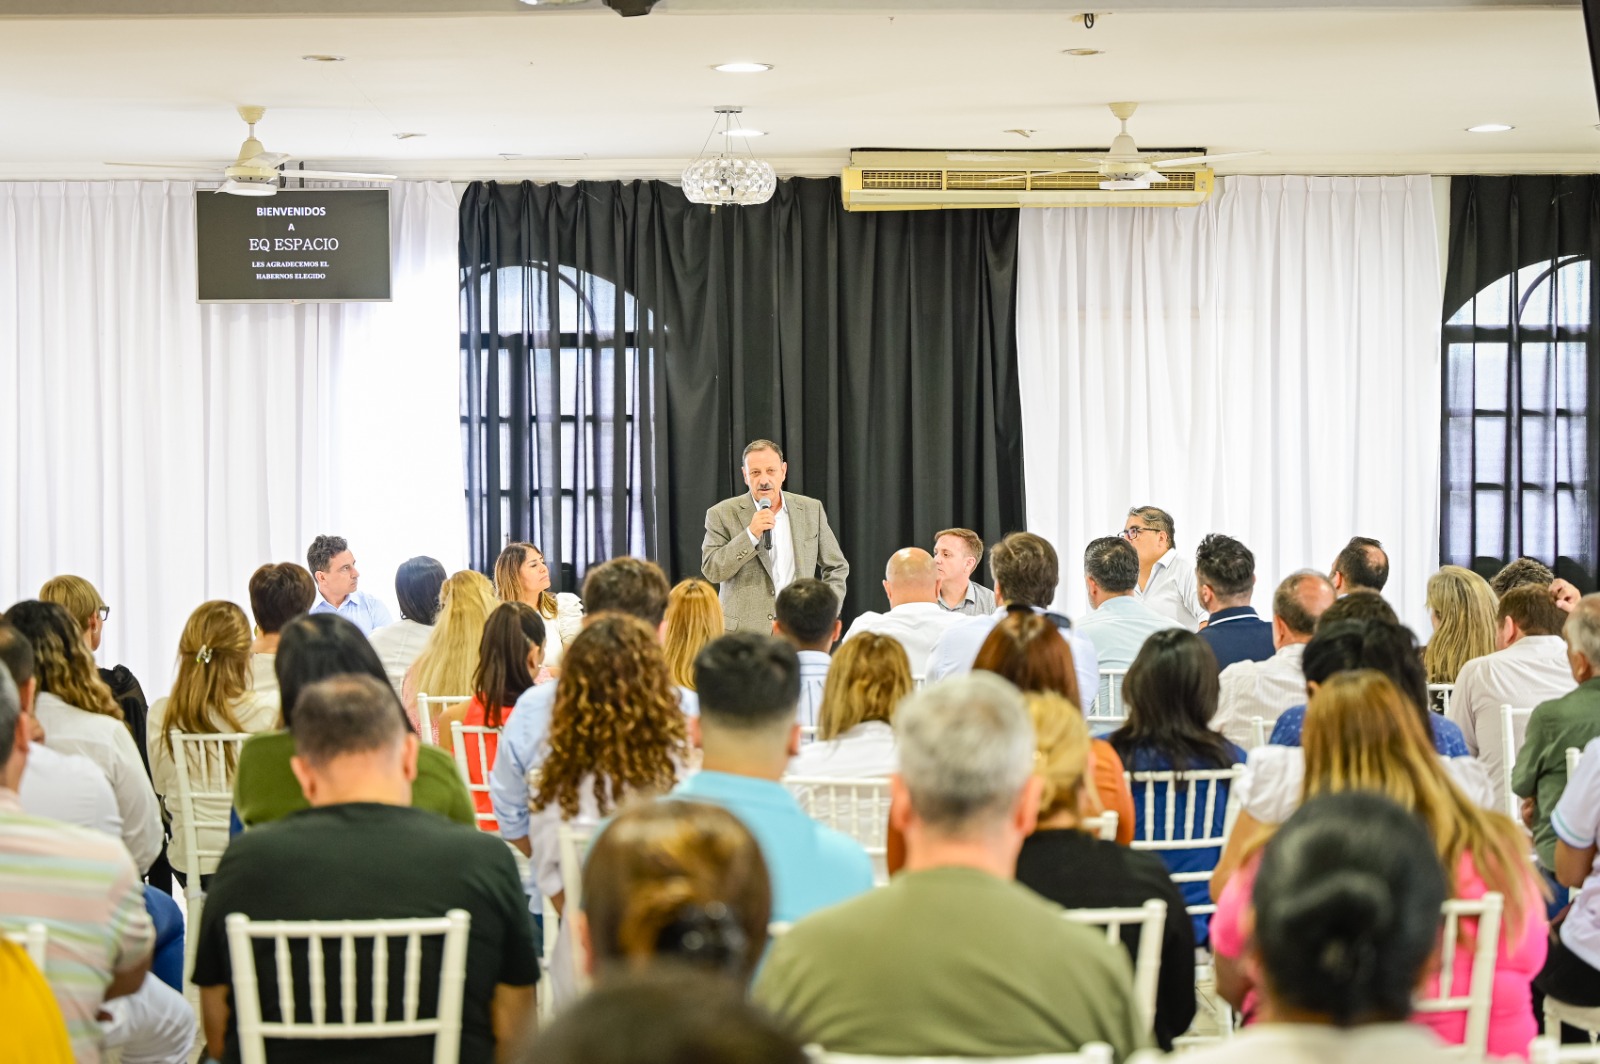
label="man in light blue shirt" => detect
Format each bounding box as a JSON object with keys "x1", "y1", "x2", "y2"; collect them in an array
[
  {"x1": 1075, "y1": 537, "x2": 1181, "y2": 709},
  {"x1": 925, "y1": 532, "x2": 1098, "y2": 702},
  {"x1": 306, "y1": 534, "x2": 392, "y2": 635},
  {"x1": 673, "y1": 631, "x2": 873, "y2": 924}
]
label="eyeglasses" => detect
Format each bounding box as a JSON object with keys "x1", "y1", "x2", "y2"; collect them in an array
[
  {"x1": 1120, "y1": 526, "x2": 1159, "y2": 541},
  {"x1": 96, "y1": 606, "x2": 110, "y2": 622}
]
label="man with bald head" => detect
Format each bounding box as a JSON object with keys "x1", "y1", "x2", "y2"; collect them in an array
[
  {"x1": 1212, "y1": 569, "x2": 1336, "y2": 746},
  {"x1": 841, "y1": 548, "x2": 966, "y2": 678}
]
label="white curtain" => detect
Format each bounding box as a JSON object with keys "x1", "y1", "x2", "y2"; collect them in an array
[
  {"x1": 1017, "y1": 175, "x2": 1442, "y2": 631},
  {"x1": 0, "y1": 180, "x2": 465, "y2": 698}
]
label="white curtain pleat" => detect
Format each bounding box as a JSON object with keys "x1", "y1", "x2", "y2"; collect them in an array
[
  {"x1": 1017, "y1": 175, "x2": 1442, "y2": 630},
  {"x1": 0, "y1": 180, "x2": 465, "y2": 698}
]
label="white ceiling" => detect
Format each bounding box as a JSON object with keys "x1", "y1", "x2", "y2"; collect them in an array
[{"x1": 0, "y1": 1, "x2": 1596, "y2": 181}]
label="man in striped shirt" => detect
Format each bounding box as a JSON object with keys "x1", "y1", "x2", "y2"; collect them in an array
[{"x1": 0, "y1": 665, "x2": 153, "y2": 1064}]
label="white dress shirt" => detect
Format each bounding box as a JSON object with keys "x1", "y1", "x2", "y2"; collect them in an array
[
  {"x1": 33, "y1": 690, "x2": 162, "y2": 874},
  {"x1": 247, "y1": 652, "x2": 279, "y2": 705},
  {"x1": 796, "y1": 650, "x2": 831, "y2": 731},
  {"x1": 747, "y1": 493, "x2": 797, "y2": 593},
  {"x1": 923, "y1": 606, "x2": 1100, "y2": 709},
  {"x1": 18, "y1": 741, "x2": 122, "y2": 838},
  {"x1": 1134, "y1": 549, "x2": 1208, "y2": 631},
  {"x1": 1553, "y1": 738, "x2": 1600, "y2": 969},
  {"x1": 1213, "y1": 642, "x2": 1308, "y2": 747},
  {"x1": 537, "y1": 593, "x2": 586, "y2": 670},
  {"x1": 786, "y1": 720, "x2": 897, "y2": 779},
  {"x1": 1074, "y1": 596, "x2": 1182, "y2": 709},
  {"x1": 368, "y1": 618, "x2": 434, "y2": 698},
  {"x1": 843, "y1": 601, "x2": 966, "y2": 679},
  {"x1": 1447, "y1": 634, "x2": 1575, "y2": 815}
]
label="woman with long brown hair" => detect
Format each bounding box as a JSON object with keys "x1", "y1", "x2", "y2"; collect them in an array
[
  {"x1": 1425, "y1": 565, "x2": 1499, "y2": 685},
  {"x1": 786, "y1": 633, "x2": 909, "y2": 779},
  {"x1": 495, "y1": 542, "x2": 584, "y2": 671},
  {"x1": 661, "y1": 579, "x2": 725, "y2": 691}
]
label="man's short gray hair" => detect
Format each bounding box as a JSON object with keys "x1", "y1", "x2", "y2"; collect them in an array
[
  {"x1": 895, "y1": 673, "x2": 1034, "y2": 833},
  {"x1": 0, "y1": 666, "x2": 18, "y2": 766},
  {"x1": 289, "y1": 673, "x2": 406, "y2": 768},
  {"x1": 1566, "y1": 594, "x2": 1600, "y2": 669}
]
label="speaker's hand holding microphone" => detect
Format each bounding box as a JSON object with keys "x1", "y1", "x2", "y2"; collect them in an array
[{"x1": 750, "y1": 486, "x2": 777, "y2": 551}]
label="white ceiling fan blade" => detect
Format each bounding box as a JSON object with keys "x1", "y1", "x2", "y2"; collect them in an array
[
  {"x1": 239, "y1": 151, "x2": 291, "y2": 169},
  {"x1": 279, "y1": 169, "x2": 397, "y2": 182},
  {"x1": 105, "y1": 161, "x2": 220, "y2": 170},
  {"x1": 1100, "y1": 174, "x2": 1157, "y2": 191},
  {"x1": 1145, "y1": 149, "x2": 1266, "y2": 167}
]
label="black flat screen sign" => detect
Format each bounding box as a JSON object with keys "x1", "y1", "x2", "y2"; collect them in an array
[{"x1": 195, "y1": 188, "x2": 392, "y2": 303}]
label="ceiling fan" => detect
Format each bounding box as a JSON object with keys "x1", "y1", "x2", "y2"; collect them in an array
[{"x1": 107, "y1": 105, "x2": 397, "y2": 196}]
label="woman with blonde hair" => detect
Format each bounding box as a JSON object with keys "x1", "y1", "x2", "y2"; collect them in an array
[
  {"x1": 147, "y1": 600, "x2": 278, "y2": 884},
  {"x1": 402, "y1": 569, "x2": 500, "y2": 738},
  {"x1": 1211, "y1": 671, "x2": 1546, "y2": 1056},
  {"x1": 495, "y1": 542, "x2": 584, "y2": 671},
  {"x1": 39, "y1": 573, "x2": 151, "y2": 771},
  {"x1": 1015, "y1": 691, "x2": 1195, "y2": 1050},
  {"x1": 786, "y1": 633, "x2": 909, "y2": 779},
  {"x1": 1425, "y1": 565, "x2": 1499, "y2": 685},
  {"x1": 661, "y1": 579, "x2": 724, "y2": 690}
]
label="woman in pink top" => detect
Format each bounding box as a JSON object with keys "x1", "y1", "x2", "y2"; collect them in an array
[{"x1": 1214, "y1": 671, "x2": 1546, "y2": 1059}]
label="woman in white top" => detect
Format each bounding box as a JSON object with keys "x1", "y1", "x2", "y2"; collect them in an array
[
  {"x1": 368, "y1": 556, "x2": 446, "y2": 697},
  {"x1": 496, "y1": 542, "x2": 583, "y2": 673},
  {"x1": 786, "y1": 632, "x2": 909, "y2": 780},
  {"x1": 147, "y1": 600, "x2": 278, "y2": 884},
  {"x1": 245, "y1": 561, "x2": 317, "y2": 704}
]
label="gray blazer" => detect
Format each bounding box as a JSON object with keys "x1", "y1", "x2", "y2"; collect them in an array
[{"x1": 701, "y1": 490, "x2": 850, "y2": 633}]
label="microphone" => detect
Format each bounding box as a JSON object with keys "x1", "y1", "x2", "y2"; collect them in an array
[{"x1": 755, "y1": 495, "x2": 772, "y2": 551}]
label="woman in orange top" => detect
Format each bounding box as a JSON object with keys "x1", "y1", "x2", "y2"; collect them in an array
[{"x1": 437, "y1": 602, "x2": 546, "y2": 830}]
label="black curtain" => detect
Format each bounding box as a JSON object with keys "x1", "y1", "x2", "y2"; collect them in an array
[
  {"x1": 1441, "y1": 175, "x2": 1600, "y2": 590},
  {"x1": 459, "y1": 178, "x2": 1026, "y2": 619}
]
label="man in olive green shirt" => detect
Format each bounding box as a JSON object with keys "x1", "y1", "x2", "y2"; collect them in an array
[
  {"x1": 1513, "y1": 594, "x2": 1600, "y2": 873},
  {"x1": 755, "y1": 673, "x2": 1146, "y2": 1061}
]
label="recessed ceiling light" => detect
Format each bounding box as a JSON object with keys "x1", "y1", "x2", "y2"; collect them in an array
[
  {"x1": 302, "y1": 54, "x2": 345, "y2": 62},
  {"x1": 393, "y1": 132, "x2": 426, "y2": 140},
  {"x1": 725, "y1": 127, "x2": 766, "y2": 138},
  {"x1": 713, "y1": 62, "x2": 773, "y2": 74},
  {"x1": 1063, "y1": 48, "x2": 1104, "y2": 56},
  {"x1": 1467, "y1": 123, "x2": 1514, "y2": 133}
]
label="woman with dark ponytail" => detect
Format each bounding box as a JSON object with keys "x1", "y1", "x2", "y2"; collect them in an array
[{"x1": 1180, "y1": 791, "x2": 1459, "y2": 1061}]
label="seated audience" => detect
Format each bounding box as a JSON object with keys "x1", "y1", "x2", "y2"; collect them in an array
[
  {"x1": 932, "y1": 527, "x2": 996, "y2": 617},
  {"x1": 755, "y1": 673, "x2": 1144, "y2": 1059},
  {"x1": 1449, "y1": 585, "x2": 1576, "y2": 813},
  {"x1": 1108, "y1": 628, "x2": 1245, "y2": 935},
  {"x1": 1185, "y1": 792, "x2": 1465, "y2": 1064},
  {"x1": 1212, "y1": 672, "x2": 1544, "y2": 1057},
  {"x1": 842, "y1": 547, "x2": 964, "y2": 673},
  {"x1": 232, "y1": 612, "x2": 474, "y2": 829},
  {"x1": 1212, "y1": 570, "x2": 1335, "y2": 746},
  {"x1": 925, "y1": 531, "x2": 1098, "y2": 703},
  {"x1": 402, "y1": 569, "x2": 499, "y2": 737},
  {"x1": 305, "y1": 533, "x2": 392, "y2": 634},
  {"x1": 369, "y1": 555, "x2": 446, "y2": 696},
  {"x1": 1493, "y1": 556, "x2": 1556, "y2": 597},
  {"x1": 194, "y1": 674, "x2": 537, "y2": 1064},
  {"x1": 244, "y1": 561, "x2": 316, "y2": 702},
  {"x1": 492, "y1": 557, "x2": 693, "y2": 855},
  {"x1": 662, "y1": 577, "x2": 725, "y2": 690},
  {"x1": 1193, "y1": 533, "x2": 1275, "y2": 672},
  {"x1": 40, "y1": 574, "x2": 151, "y2": 777},
  {"x1": 786, "y1": 631, "x2": 909, "y2": 779},
  {"x1": 973, "y1": 610, "x2": 1135, "y2": 845},
  {"x1": 1425, "y1": 565, "x2": 1499, "y2": 691},
  {"x1": 495, "y1": 541, "x2": 584, "y2": 671},
  {"x1": 1121, "y1": 505, "x2": 1206, "y2": 630},
  {"x1": 579, "y1": 800, "x2": 771, "y2": 985},
  {"x1": 772, "y1": 578, "x2": 840, "y2": 729},
  {"x1": 520, "y1": 971, "x2": 807, "y2": 1064},
  {"x1": 147, "y1": 600, "x2": 278, "y2": 886},
  {"x1": 437, "y1": 602, "x2": 544, "y2": 832},
  {"x1": 1329, "y1": 534, "x2": 1389, "y2": 595},
  {"x1": 1513, "y1": 594, "x2": 1600, "y2": 897},
  {"x1": 1075, "y1": 536, "x2": 1180, "y2": 707},
  {"x1": 1, "y1": 601, "x2": 160, "y2": 874},
  {"x1": 674, "y1": 632, "x2": 874, "y2": 924},
  {"x1": 1016, "y1": 691, "x2": 1195, "y2": 1050},
  {"x1": 1538, "y1": 735, "x2": 1600, "y2": 1021}
]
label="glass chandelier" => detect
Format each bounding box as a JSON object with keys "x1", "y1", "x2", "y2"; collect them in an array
[{"x1": 681, "y1": 107, "x2": 776, "y2": 210}]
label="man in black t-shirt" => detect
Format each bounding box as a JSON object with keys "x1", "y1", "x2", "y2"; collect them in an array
[{"x1": 193, "y1": 674, "x2": 537, "y2": 1064}]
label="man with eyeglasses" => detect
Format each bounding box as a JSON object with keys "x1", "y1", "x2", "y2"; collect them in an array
[
  {"x1": 306, "y1": 534, "x2": 392, "y2": 636},
  {"x1": 1120, "y1": 507, "x2": 1207, "y2": 631}
]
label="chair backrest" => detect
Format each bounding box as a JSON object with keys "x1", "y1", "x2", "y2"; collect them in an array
[
  {"x1": 1247, "y1": 716, "x2": 1266, "y2": 750},
  {"x1": 415, "y1": 694, "x2": 471, "y2": 746},
  {"x1": 1088, "y1": 669, "x2": 1128, "y2": 728},
  {"x1": 811, "y1": 1046, "x2": 1113, "y2": 1064},
  {"x1": 1081, "y1": 810, "x2": 1119, "y2": 843},
  {"x1": 224, "y1": 909, "x2": 472, "y2": 1064},
  {"x1": 798, "y1": 724, "x2": 818, "y2": 744},
  {"x1": 558, "y1": 822, "x2": 598, "y2": 915},
  {"x1": 1412, "y1": 892, "x2": 1503, "y2": 1060},
  {"x1": 1500, "y1": 704, "x2": 1536, "y2": 821},
  {"x1": 785, "y1": 777, "x2": 892, "y2": 856},
  {"x1": 1125, "y1": 765, "x2": 1244, "y2": 916},
  {"x1": 1061, "y1": 900, "x2": 1167, "y2": 1032},
  {"x1": 1570, "y1": 746, "x2": 1585, "y2": 779},
  {"x1": 3, "y1": 922, "x2": 47, "y2": 970},
  {"x1": 1531, "y1": 1037, "x2": 1600, "y2": 1063},
  {"x1": 1430, "y1": 682, "x2": 1456, "y2": 716},
  {"x1": 448, "y1": 721, "x2": 500, "y2": 830},
  {"x1": 169, "y1": 730, "x2": 254, "y2": 879}
]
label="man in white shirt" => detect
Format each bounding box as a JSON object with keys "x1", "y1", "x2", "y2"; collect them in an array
[
  {"x1": 772, "y1": 579, "x2": 841, "y2": 732},
  {"x1": 1075, "y1": 537, "x2": 1180, "y2": 710},
  {"x1": 246, "y1": 561, "x2": 316, "y2": 703},
  {"x1": 844, "y1": 549, "x2": 965, "y2": 678},
  {"x1": 1122, "y1": 506, "x2": 1207, "y2": 630},
  {"x1": 1449, "y1": 584, "x2": 1576, "y2": 814},
  {"x1": 932, "y1": 528, "x2": 997, "y2": 617},
  {"x1": 1541, "y1": 735, "x2": 1600, "y2": 1008},
  {"x1": 924, "y1": 532, "x2": 1098, "y2": 700},
  {"x1": 1214, "y1": 570, "x2": 1336, "y2": 747}
]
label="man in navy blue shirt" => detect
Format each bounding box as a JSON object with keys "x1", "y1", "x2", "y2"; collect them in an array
[{"x1": 1193, "y1": 533, "x2": 1274, "y2": 673}]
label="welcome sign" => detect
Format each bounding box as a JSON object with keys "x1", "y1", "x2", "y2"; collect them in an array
[{"x1": 196, "y1": 188, "x2": 392, "y2": 303}]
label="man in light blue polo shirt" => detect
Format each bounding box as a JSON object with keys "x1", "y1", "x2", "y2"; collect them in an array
[
  {"x1": 1075, "y1": 537, "x2": 1181, "y2": 709},
  {"x1": 674, "y1": 631, "x2": 873, "y2": 924},
  {"x1": 306, "y1": 534, "x2": 392, "y2": 636}
]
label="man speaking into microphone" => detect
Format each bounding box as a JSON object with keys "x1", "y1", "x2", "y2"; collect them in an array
[{"x1": 702, "y1": 438, "x2": 850, "y2": 633}]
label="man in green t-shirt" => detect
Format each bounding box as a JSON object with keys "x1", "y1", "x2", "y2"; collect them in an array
[
  {"x1": 755, "y1": 673, "x2": 1147, "y2": 1061},
  {"x1": 194, "y1": 674, "x2": 538, "y2": 1064}
]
